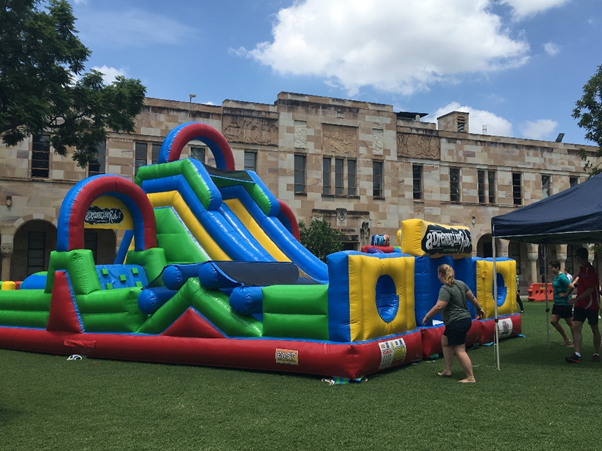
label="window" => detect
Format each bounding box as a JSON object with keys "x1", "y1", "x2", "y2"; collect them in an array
[
  {"x1": 347, "y1": 159, "x2": 356, "y2": 196},
  {"x1": 151, "y1": 143, "x2": 161, "y2": 164},
  {"x1": 566, "y1": 244, "x2": 578, "y2": 275},
  {"x1": 244, "y1": 151, "x2": 257, "y2": 171},
  {"x1": 542, "y1": 175, "x2": 551, "y2": 198},
  {"x1": 84, "y1": 231, "x2": 98, "y2": 262},
  {"x1": 569, "y1": 176, "x2": 579, "y2": 188},
  {"x1": 294, "y1": 155, "x2": 306, "y2": 194},
  {"x1": 538, "y1": 245, "x2": 548, "y2": 279},
  {"x1": 483, "y1": 241, "x2": 493, "y2": 258},
  {"x1": 191, "y1": 146, "x2": 205, "y2": 163},
  {"x1": 413, "y1": 164, "x2": 423, "y2": 200},
  {"x1": 477, "y1": 170, "x2": 485, "y2": 204},
  {"x1": 27, "y1": 231, "x2": 46, "y2": 276},
  {"x1": 134, "y1": 142, "x2": 147, "y2": 174},
  {"x1": 88, "y1": 141, "x2": 106, "y2": 176},
  {"x1": 335, "y1": 158, "x2": 344, "y2": 195},
  {"x1": 322, "y1": 157, "x2": 356, "y2": 196},
  {"x1": 322, "y1": 157, "x2": 331, "y2": 194},
  {"x1": 488, "y1": 170, "x2": 496, "y2": 204},
  {"x1": 373, "y1": 161, "x2": 383, "y2": 197},
  {"x1": 31, "y1": 134, "x2": 50, "y2": 178},
  {"x1": 450, "y1": 167, "x2": 460, "y2": 202},
  {"x1": 134, "y1": 142, "x2": 162, "y2": 173},
  {"x1": 512, "y1": 172, "x2": 522, "y2": 205},
  {"x1": 457, "y1": 115, "x2": 467, "y2": 132}
]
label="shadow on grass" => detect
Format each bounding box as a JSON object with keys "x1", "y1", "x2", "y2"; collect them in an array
[
  {"x1": 361, "y1": 358, "x2": 421, "y2": 382},
  {"x1": 500, "y1": 341, "x2": 602, "y2": 371},
  {"x1": 0, "y1": 408, "x2": 21, "y2": 424}
]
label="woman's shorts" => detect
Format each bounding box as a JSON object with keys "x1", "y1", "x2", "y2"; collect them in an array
[
  {"x1": 552, "y1": 304, "x2": 573, "y2": 319},
  {"x1": 443, "y1": 317, "x2": 472, "y2": 347}
]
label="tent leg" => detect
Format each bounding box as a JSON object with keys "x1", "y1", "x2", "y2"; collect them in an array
[
  {"x1": 544, "y1": 247, "x2": 550, "y2": 349},
  {"x1": 493, "y1": 238, "x2": 500, "y2": 370}
]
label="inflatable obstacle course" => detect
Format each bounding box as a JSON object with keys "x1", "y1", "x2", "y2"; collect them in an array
[{"x1": 0, "y1": 122, "x2": 521, "y2": 378}]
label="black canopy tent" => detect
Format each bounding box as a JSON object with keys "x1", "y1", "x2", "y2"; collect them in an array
[
  {"x1": 492, "y1": 173, "x2": 602, "y2": 244},
  {"x1": 491, "y1": 173, "x2": 602, "y2": 369}
]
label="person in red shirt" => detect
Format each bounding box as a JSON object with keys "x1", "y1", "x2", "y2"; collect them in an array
[{"x1": 566, "y1": 247, "x2": 601, "y2": 363}]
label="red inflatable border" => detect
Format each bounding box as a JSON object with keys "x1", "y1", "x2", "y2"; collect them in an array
[
  {"x1": 0, "y1": 328, "x2": 423, "y2": 379},
  {"x1": 480, "y1": 314, "x2": 522, "y2": 345},
  {"x1": 421, "y1": 320, "x2": 482, "y2": 359},
  {"x1": 66, "y1": 176, "x2": 157, "y2": 251}
]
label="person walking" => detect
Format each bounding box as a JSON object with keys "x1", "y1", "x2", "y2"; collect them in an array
[
  {"x1": 549, "y1": 260, "x2": 574, "y2": 346},
  {"x1": 422, "y1": 264, "x2": 485, "y2": 382},
  {"x1": 566, "y1": 247, "x2": 601, "y2": 363},
  {"x1": 516, "y1": 274, "x2": 524, "y2": 313}
]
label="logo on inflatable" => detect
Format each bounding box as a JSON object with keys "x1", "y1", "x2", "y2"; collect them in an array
[
  {"x1": 85, "y1": 206, "x2": 125, "y2": 225},
  {"x1": 275, "y1": 348, "x2": 299, "y2": 365},
  {"x1": 378, "y1": 338, "x2": 406, "y2": 369},
  {"x1": 421, "y1": 224, "x2": 472, "y2": 255},
  {"x1": 498, "y1": 318, "x2": 513, "y2": 338}
]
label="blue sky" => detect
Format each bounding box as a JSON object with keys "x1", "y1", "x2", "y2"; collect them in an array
[{"x1": 69, "y1": 0, "x2": 601, "y2": 145}]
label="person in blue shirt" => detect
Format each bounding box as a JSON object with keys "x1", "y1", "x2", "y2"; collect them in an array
[{"x1": 549, "y1": 259, "x2": 574, "y2": 346}]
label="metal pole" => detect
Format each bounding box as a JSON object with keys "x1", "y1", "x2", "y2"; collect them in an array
[
  {"x1": 493, "y1": 238, "x2": 500, "y2": 370},
  {"x1": 543, "y1": 244, "x2": 550, "y2": 348}
]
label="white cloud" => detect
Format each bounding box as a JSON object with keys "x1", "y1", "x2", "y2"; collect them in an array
[
  {"x1": 240, "y1": 0, "x2": 530, "y2": 96},
  {"x1": 73, "y1": 0, "x2": 88, "y2": 4},
  {"x1": 543, "y1": 42, "x2": 560, "y2": 56},
  {"x1": 425, "y1": 102, "x2": 514, "y2": 137},
  {"x1": 76, "y1": 8, "x2": 197, "y2": 47},
  {"x1": 500, "y1": 0, "x2": 571, "y2": 20},
  {"x1": 92, "y1": 65, "x2": 127, "y2": 84},
  {"x1": 519, "y1": 119, "x2": 558, "y2": 140}
]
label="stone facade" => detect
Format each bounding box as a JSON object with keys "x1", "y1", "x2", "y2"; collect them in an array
[{"x1": 0, "y1": 93, "x2": 598, "y2": 288}]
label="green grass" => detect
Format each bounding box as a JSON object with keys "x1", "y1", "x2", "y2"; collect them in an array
[{"x1": 1, "y1": 300, "x2": 600, "y2": 450}]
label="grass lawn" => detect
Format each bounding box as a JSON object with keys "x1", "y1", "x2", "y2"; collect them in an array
[{"x1": 1, "y1": 300, "x2": 600, "y2": 450}]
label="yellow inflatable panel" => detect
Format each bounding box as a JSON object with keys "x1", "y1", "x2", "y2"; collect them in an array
[
  {"x1": 348, "y1": 255, "x2": 416, "y2": 341},
  {"x1": 224, "y1": 198, "x2": 290, "y2": 262},
  {"x1": 147, "y1": 191, "x2": 230, "y2": 261},
  {"x1": 476, "y1": 259, "x2": 517, "y2": 317},
  {"x1": 1, "y1": 281, "x2": 16, "y2": 291},
  {"x1": 400, "y1": 219, "x2": 472, "y2": 258}
]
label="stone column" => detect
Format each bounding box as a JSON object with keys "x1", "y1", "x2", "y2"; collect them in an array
[
  {"x1": 556, "y1": 244, "x2": 568, "y2": 270},
  {"x1": 359, "y1": 221, "x2": 371, "y2": 247},
  {"x1": 527, "y1": 244, "x2": 539, "y2": 285},
  {"x1": 587, "y1": 244, "x2": 595, "y2": 264},
  {"x1": 495, "y1": 239, "x2": 509, "y2": 258},
  {"x1": 1, "y1": 243, "x2": 13, "y2": 281}
]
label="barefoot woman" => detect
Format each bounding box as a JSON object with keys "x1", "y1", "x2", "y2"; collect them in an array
[{"x1": 422, "y1": 264, "x2": 484, "y2": 383}]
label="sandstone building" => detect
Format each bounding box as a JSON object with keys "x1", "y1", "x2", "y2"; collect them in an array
[{"x1": 0, "y1": 92, "x2": 598, "y2": 290}]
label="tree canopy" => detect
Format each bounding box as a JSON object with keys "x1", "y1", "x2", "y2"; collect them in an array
[
  {"x1": 0, "y1": 0, "x2": 146, "y2": 167},
  {"x1": 573, "y1": 64, "x2": 602, "y2": 175},
  {"x1": 299, "y1": 218, "x2": 344, "y2": 262}
]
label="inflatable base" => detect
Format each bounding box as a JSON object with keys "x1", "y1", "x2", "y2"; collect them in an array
[
  {"x1": 0, "y1": 327, "x2": 423, "y2": 379},
  {"x1": 480, "y1": 314, "x2": 522, "y2": 345},
  {"x1": 420, "y1": 320, "x2": 482, "y2": 359}
]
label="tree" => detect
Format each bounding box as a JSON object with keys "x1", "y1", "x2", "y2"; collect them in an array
[
  {"x1": 573, "y1": 64, "x2": 602, "y2": 175},
  {"x1": 298, "y1": 218, "x2": 344, "y2": 262},
  {"x1": 0, "y1": 0, "x2": 146, "y2": 168}
]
